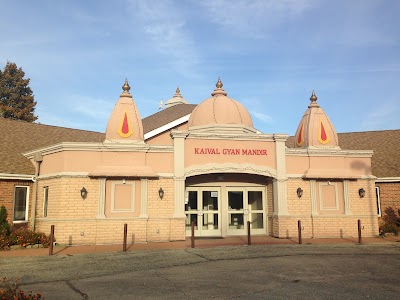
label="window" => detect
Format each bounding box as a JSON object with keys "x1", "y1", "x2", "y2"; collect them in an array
[
  {"x1": 13, "y1": 186, "x2": 29, "y2": 222},
  {"x1": 43, "y1": 186, "x2": 49, "y2": 217},
  {"x1": 375, "y1": 186, "x2": 381, "y2": 216}
]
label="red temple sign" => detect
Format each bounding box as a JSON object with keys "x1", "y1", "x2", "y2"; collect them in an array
[{"x1": 194, "y1": 148, "x2": 267, "y2": 156}]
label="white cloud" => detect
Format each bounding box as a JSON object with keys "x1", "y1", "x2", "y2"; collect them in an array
[
  {"x1": 71, "y1": 95, "x2": 114, "y2": 120},
  {"x1": 127, "y1": 0, "x2": 201, "y2": 74},
  {"x1": 361, "y1": 101, "x2": 400, "y2": 131},
  {"x1": 197, "y1": 0, "x2": 314, "y2": 39},
  {"x1": 250, "y1": 111, "x2": 273, "y2": 123}
]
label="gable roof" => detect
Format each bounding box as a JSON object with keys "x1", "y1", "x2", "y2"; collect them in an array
[
  {"x1": 287, "y1": 129, "x2": 400, "y2": 178},
  {"x1": 142, "y1": 104, "x2": 197, "y2": 134},
  {"x1": 0, "y1": 117, "x2": 105, "y2": 175}
]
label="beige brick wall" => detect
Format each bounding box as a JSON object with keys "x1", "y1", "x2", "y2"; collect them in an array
[
  {"x1": 271, "y1": 178, "x2": 379, "y2": 238},
  {"x1": 34, "y1": 176, "x2": 186, "y2": 245}
]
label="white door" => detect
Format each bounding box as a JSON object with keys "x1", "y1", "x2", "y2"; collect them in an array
[
  {"x1": 227, "y1": 187, "x2": 266, "y2": 235},
  {"x1": 185, "y1": 188, "x2": 221, "y2": 237}
]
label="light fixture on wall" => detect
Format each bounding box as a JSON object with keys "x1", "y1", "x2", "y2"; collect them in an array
[
  {"x1": 158, "y1": 187, "x2": 164, "y2": 200},
  {"x1": 358, "y1": 188, "x2": 365, "y2": 198},
  {"x1": 80, "y1": 187, "x2": 87, "y2": 199},
  {"x1": 297, "y1": 187, "x2": 303, "y2": 198}
]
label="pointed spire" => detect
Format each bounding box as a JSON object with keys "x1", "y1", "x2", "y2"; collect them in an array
[
  {"x1": 105, "y1": 79, "x2": 143, "y2": 142},
  {"x1": 293, "y1": 90, "x2": 339, "y2": 148},
  {"x1": 308, "y1": 90, "x2": 319, "y2": 108},
  {"x1": 211, "y1": 77, "x2": 227, "y2": 97}
]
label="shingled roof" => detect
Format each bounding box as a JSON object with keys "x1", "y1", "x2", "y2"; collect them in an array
[
  {"x1": 0, "y1": 117, "x2": 105, "y2": 175},
  {"x1": 287, "y1": 130, "x2": 400, "y2": 178},
  {"x1": 142, "y1": 104, "x2": 197, "y2": 134},
  {"x1": 1, "y1": 111, "x2": 399, "y2": 179}
]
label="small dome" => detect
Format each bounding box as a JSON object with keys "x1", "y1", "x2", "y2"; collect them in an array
[
  {"x1": 105, "y1": 80, "x2": 144, "y2": 142},
  {"x1": 165, "y1": 87, "x2": 189, "y2": 108},
  {"x1": 294, "y1": 91, "x2": 339, "y2": 148},
  {"x1": 188, "y1": 78, "x2": 253, "y2": 128}
]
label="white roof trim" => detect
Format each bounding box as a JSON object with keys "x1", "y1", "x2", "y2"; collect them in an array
[
  {"x1": 144, "y1": 114, "x2": 190, "y2": 140},
  {"x1": 376, "y1": 177, "x2": 400, "y2": 183},
  {"x1": 0, "y1": 173, "x2": 34, "y2": 180}
]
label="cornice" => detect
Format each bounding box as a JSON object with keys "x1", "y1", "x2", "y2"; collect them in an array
[
  {"x1": 286, "y1": 147, "x2": 373, "y2": 157},
  {"x1": 37, "y1": 172, "x2": 90, "y2": 180},
  {"x1": 186, "y1": 131, "x2": 276, "y2": 141},
  {"x1": 24, "y1": 142, "x2": 173, "y2": 158}
]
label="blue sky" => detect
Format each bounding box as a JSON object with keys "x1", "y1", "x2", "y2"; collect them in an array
[{"x1": 1, "y1": 0, "x2": 399, "y2": 135}]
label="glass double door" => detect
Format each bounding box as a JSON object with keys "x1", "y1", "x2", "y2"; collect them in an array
[
  {"x1": 185, "y1": 188, "x2": 221, "y2": 237},
  {"x1": 227, "y1": 188, "x2": 265, "y2": 235},
  {"x1": 185, "y1": 186, "x2": 266, "y2": 237}
]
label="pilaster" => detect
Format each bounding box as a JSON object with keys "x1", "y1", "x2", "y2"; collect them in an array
[
  {"x1": 273, "y1": 134, "x2": 289, "y2": 215},
  {"x1": 140, "y1": 178, "x2": 148, "y2": 218},
  {"x1": 171, "y1": 131, "x2": 188, "y2": 218},
  {"x1": 344, "y1": 180, "x2": 351, "y2": 215},
  {"x1": 97, "y1": 178, "x2": 106, "y2": 219},
  {"x1": 310, "y1": 180, "x2": 318, "y2": 216}
]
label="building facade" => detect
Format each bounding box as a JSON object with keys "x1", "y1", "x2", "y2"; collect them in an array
[{"x1": 19, "y1": 79, "x2": 379, "y2": 245}]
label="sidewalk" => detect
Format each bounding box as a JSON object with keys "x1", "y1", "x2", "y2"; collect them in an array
[{"x1": 1, "y1": 235, "x2": 399, "y2": 258}]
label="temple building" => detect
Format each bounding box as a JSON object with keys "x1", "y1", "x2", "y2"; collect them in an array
[{"x1": 2, "y1": 78, "x2": 398, "y2": 245}]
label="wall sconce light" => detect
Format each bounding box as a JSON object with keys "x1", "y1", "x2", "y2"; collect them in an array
[
  {"x1": 358, "y1": 188, "x2": 365, "y2": 198},
  {"x1": 297, "y1": 187, "x2": 303, "y2": 198},
  {"x1": 158, "y1": 187, "x2": 164, "y2": 200},
  {"x1": 80, "y1": 187, "x2": 87, "y2": 199}
]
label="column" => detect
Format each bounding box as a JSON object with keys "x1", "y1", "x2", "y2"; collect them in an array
[
  {"x1": 343, "y1": 180, "x2": 351, "y2": 215},
  {"x1": 97, "y1": 178, "x2": 106, "y2": 219},
  {"x1": 140, "y1": 178, "x2": 148, "y2": 218},
  {"x1": 310, "y1": 180, "x2": 318, "y2": 216},
  {"x1": 273, "y1": 134, "x2": 288, "y2": 215},
  {"x1": 171, "y1": 131, "x2": 189, "y2": 218}
]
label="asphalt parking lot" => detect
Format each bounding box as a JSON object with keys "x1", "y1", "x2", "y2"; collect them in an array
[{"x1": 2, "y1": 243, "x2": 400, "y2": 299}]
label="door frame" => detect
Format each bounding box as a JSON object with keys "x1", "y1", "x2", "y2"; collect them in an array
[
  {"x1": 226, "y1": 186, "x2": 267, "y2": 236},
  {"x1": 185, "y1": 187, "x2": 222, "y2": 237}
]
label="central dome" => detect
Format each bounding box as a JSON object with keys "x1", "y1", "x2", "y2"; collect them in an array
[{"x1": 188, "y1": 78, "x2": 253, "y2": 128}]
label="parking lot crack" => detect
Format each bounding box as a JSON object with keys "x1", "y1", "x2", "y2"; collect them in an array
[{"x1": 65, "y1": 280, "x2": 88, "y2": 300}]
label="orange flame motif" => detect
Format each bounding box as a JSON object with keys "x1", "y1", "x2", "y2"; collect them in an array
[
  {"x1": 118, "y1": 111, "x2": 133, "y2": 138},
  {"x1": 318, "y1": 118, "x2": 330, "y2": 144},
  {"x1": 296, "y1": 122, "x2": 304, "y2": 146}
]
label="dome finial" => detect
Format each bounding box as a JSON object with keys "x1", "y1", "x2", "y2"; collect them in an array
[
  {"x1": 310, "y1": 90, "x2": 317, "y2": 102},
  {"x1": 122, "y1": 79, "x2": 131, "y2": 93},
  {"x1": 211, "y1": 77, "x2": 227, "y2": 97},
  {"x1": 175, "y1": 86, "x2": 181, "y2": 96},
  {"x1": 216, "y1": 77, "x2": 223, "y2": 89},
  {"x1": 308, "y1": 90, "x2": 319, "y2": 108}
]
